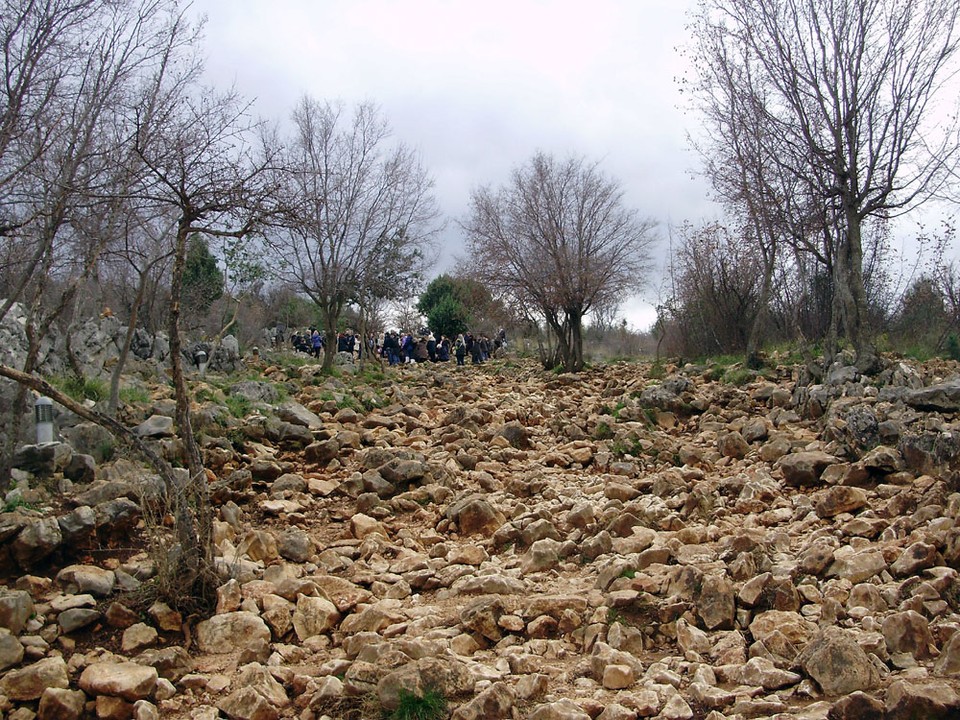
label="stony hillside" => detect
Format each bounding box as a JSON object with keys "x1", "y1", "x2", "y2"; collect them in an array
[{"x1": 3, "y1": 353, "x2": 960, "y2": 720}]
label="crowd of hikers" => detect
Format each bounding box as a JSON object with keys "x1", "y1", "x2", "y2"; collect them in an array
[{"x1": 278, "y1": 327, "x2": 508, "y2": 366}]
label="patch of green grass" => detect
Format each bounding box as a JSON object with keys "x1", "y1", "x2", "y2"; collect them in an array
[
  {"x1": 53, "y1": 374, "x2": 106, "y2": 402},
  {"x1": 904, "y1": 345, "x2": 937, "y2": 362},
  {"x1": 610, "y1": 435, "x2": 646, "y2": 459},
  {"x1": 225, "y1": 428, "x2": 246, "y2": 452},
  {"x1": 224, "y1": 394, "x2": 252, "y2": 418},
  {"x1": 594, "y1": 421, "x2": 614, "y2": 440},
  {"x1": 703, "y1": 366, "x2": 725, "y2": 382},
  {"x1": 194, "y1": 386, "x2": 219, "y2": 403},
  {"x1": 96, "y1": 440, "x2": 115, "y2": 462},
  {"x1": 619, "y1": 568, "x2": 637, "y2": 579},
  {"x1": 272, "y1": 383, "x2": 290, "y2": 404},
  {"x1": 389, "y1": 688, "x2": 446, "y2": 720},
  {"x1": 723, "y1": 367, "x2": 756, "y2": 386},
  {"x1": 648, "y1": 360, "x2": 667, "y2": 380},
  {"x1": 3, "y1": 496, "x2": 37, "y2": 513},
  {"x1": 119, "y1": 386, "x2": 151, "y2": 405},
  {"x1": 707, "y1": 354, "x2": 742, "y2": 367},
  {"x1": 357, "y1": 365, "x2": 387, "y2": 384}
]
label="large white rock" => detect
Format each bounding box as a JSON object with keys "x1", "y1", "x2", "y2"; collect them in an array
[
  {"x1": 195, "y1": 611, "x2": 271, "y2": 653},
  {"x1": 79, "y1": 661, "x2": 158, "y2": 701}
]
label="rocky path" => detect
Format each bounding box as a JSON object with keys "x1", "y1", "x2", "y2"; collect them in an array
[{"x1": 3, "y1": 356, "x2": 960, "y2": 719}]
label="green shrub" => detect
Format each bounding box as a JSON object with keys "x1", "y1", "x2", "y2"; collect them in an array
[
  {"x1": 722, "y1": 368, "x2": 755, "y2": 386},
  {"x1": 390, "y1": 688, "x2": 446, "y2": 720},
  {"x1": 947, "y1": 334, "x2": 960, "y2": 362},
  {"x1": 95, "y1": 440, "x2": 115, "y2": 463},
  {"x1": 224, "y1": 395, "x2": 252, "y2": 418},
  {"x1": 2, "y1": 496, "x2": 37, "y2": 513},
  {"x1": 194, "y1": 386, "x2": 219, "y2": 403},
  {"x1": 610, "y1": 435, "x2": 645, "y2": 459},
  {"x1": 54, "y1": 375, "x2": 107, "y2": 402},
  {"x1": 594, "y1": 421, "x2": 614, "y2": 440},
  {"x1": 119, "y1": 386, "x2": 151, "y2": 405},
  {"x1": 648, "y1": 360, "x2": 666, "y2": 379}
]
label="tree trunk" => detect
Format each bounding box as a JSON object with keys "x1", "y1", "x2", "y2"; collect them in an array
[
  {"x1": 214, "y1": 296, "x2": 241, "y2": 344},
  {"x1": 746, "y1": 261, "x2": 774, "y2": 369},
  {"x1": 841, "y1": 208, "x2": 880, "y2": 373},
  {"x1": 109, "y1": 268, "x2": 150, "y2": 416},
  {"x1": 167, "y1": 217, "x2": 211, "y2": 581},
  {"x1": 568, "y1": 311, "x2": 585, "y2": 372},
  {"x1": 544, "y1": 311, "x2": 571, "y2": 371},
  {"x1": 322, "y1": 303, "x2": 339, "y2": 373}
]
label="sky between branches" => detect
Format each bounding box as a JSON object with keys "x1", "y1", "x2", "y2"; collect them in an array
[{"x1": 189, "y1": 0, "x2": 745, "y2": 330}]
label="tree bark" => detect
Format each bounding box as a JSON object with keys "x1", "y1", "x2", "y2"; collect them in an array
[
  {"x1": 166, "y1": 217, "x2": 211, "y2": 577},
  {"x1": 568, "y1": 311, "x2": 585, "y2": 372},
  {"x1": 109, "y1": 268, "x2": 150, "y2": 416}
]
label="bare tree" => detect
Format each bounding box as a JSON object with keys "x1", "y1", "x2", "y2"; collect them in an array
[
  {"x1": 0, "y1": 0, "x2": 201, "y2": 487},
  {"x1": 463, "y1": 152, "x2": 656, "y2": 372},
  {"x1": 101, "y1": 210, "x2": 176, "y2": 415},
  {"x1": 690, "y1": 0, "x2": 960, "y2": 372},
  {"x1": 276, "y1": 97, "x2": 439, "y2": 372},
  {"x1": 132, "y1": 78, "x2": 281, "y2": 596}
]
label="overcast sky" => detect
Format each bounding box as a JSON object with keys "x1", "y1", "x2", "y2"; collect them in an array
[{"x1": 190, "y1": 0, "x2": 719, "y2": 329}]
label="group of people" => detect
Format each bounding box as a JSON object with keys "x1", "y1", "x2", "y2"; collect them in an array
[
  {"x1": 289, "y1": 328, "x2": 361, "y2": 359},
  {"x1": 285, "y1": 326, "x2": 508, "y2": 366},
  {"x1": 381, "y1": 330, "x2": 505, "y2": 366}
]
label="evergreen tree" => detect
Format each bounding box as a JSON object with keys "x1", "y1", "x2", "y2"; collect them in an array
[{"x1": 182, "y1": 235, "x2": 223, "y2": 312}]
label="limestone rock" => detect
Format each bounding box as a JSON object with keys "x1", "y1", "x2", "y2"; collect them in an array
[
  {"x1": 885, "y1": 679, "x2": 960, "y2": 720},
  {"x1": 219, "y1": 686, "x2": 278, "y2": 720},
  {"x1": 0, "y1": 630, "x2": 24, "y2": 670},
  {"x1": 79, "y1": 661, "x2": 158, "y2": 701},
  {"x1": 56, "y1": 564, "x2": 116, "y2": 597},
  {"x1": 0, "y1": 590, "x2": 34, "y2": 635},
  {"x1": 292, "y1": 594, "x2": 340, "y2": 640},
  {"x1": 882, "y1": 610, "x2": 935, "y2": 660},
  {"x1": 135, "y1": 414, "x2": 174, "y2": 438},
  {"x1": 1, "y1": 656, "x2": 70, "y2": 700},
  {"x1": 11, "y1": 516, "x2": 62, "y2": 568},
  {"x1": 815, "y1": 486, "x2": 869, "y2": 518},
  {"x1": 827, "y1": 691, "x2": 884, "y2": 720},
  {"x1": 779, "y1": 451, "x2": 839, "y2": 487},
  {"x1": 798, "y1": 627, "x2": 880, "y2": 696},
  {"x1": 195, "y1": 612, "x2": 271, "y2": 654},
  {"x1": 448, "y1": 496, "x2": 506, "y2": 537},
  {"x1": 38, "y1": 687, "x2": 86, "y2": 720},
  {"x1": 450, "y1": 682, "x2": 514, "y2": 720}
]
